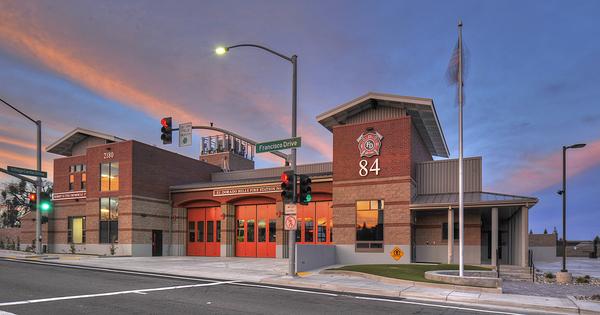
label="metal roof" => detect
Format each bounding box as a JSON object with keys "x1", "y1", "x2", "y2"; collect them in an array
[
  {"x1": 46, "y1": 128, "x2": 125, "y2": 156},
  {"x1": 316, "y1": 92, "x2": 449, "y2": 158},
  {"x1": 411, "y1": 191, "x2": 538, "y2": 209}
]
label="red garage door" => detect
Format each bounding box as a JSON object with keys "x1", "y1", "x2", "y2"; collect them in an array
[
  {"x1": 188, "y1": 207, "x2": 221, "y2": 256},
  {"x1": 236, "y1": 204, "x2": 276, "y2": 258}
]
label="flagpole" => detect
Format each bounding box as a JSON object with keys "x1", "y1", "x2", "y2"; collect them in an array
[{"x1": 458, "y1": 20, "x2": 465, "y2": 277}]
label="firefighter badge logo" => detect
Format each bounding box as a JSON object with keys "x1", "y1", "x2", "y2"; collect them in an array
[{"x1": 357, "y1": 130, "x2": 383, "y2": 158}]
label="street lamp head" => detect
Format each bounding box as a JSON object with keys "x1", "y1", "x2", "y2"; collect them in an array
[
  {"x1": 568, "y1": 143, "x2": 586, "y2": 149},
  {"x1": 215, "y1": 46, "x2": 228, "y2": 55}
]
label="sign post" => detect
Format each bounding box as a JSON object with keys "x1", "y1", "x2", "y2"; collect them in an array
[
  {"x1": 179, "y1": 122, "x2": 192, "y2": 147},
  {"x1": 256, "y1": 137, "x2": 301, "y2": 153}
]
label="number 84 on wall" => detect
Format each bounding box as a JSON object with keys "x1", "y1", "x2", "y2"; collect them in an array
[{"x1": 359, "y1": 158, "x2": 380, "y2": 177}]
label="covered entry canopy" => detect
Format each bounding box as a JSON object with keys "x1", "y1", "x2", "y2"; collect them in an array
[{"x1": 411, "y1": 191, "x2": 538, "y2": 210}]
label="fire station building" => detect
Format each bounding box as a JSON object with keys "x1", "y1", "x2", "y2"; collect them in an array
[{"x1": 42, "y1": 92, "x2": 537, "y2": 267}]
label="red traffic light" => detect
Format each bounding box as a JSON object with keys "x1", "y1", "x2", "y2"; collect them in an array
[
  {"x1": 281, "y1": 172, "x2": 289, "y2": 184},
  {"x1": 160, "y1": 118, "x2": 169, "y2": 128},
  {"x1": 28, "y1": 193, "x2": 37, "y2": 202}
]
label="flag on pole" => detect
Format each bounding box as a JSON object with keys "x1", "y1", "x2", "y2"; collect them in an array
[{"x1": 447, "y1": 20, "x2": 465, "y2": 277}]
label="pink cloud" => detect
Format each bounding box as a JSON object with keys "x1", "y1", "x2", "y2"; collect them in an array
[{"x1": 490, "y1": 139, "x2": 600, "y2": 194}]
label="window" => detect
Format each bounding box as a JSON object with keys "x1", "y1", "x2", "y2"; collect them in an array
[
  {"x1": 237, "y1": 220, "x2": 245, "y2": 242},
  {"x1": 216, "y1": 221, "x2": 221, "y2": 242},
  {"x1": 304, "y1": 218, "x2": 314, "y2": 243},
  {"x1": 442, "y1": 223, "x2": 460, "y2": 240},
  {"x1": 356, "y1": 200, "x2": 384, "y2": 251},
  {"x1": 247, "y1": 220, "x2": 255, "y2": 242},
  {"x1": 100, "y1": 162, "x2": 119, "y2": 191},
  {"x1": 197, "y1": 221, "x2": 204, "y2": 242},
  {"x1": 258, "y1": 220, "x2": 266, "y2": 242},
  {"x1": 317, "y1": 218, "x2": 327, "y2": 243},
  {"x1": 81, "y1": 173, "x2": 87, "y2": 190},
  {"x1": 99, "y1": 197, "x2": 119, "y2": 243},
  {"x1": 69, "y1": 174, "x2": 75, "y2": 191},
  {"x1": 69, "y1": 165, "x2": 75, "y2": 173},
  {"x1": 189, "y1": 222, "x2": 196, "y2": 242},
  {"x1": 269, "y1": 219, "x2": 276, "y2": 243},
  {"x1": 68, "y1": 216, "x2": 86, "y2": 244},
  {"x1": 207, "y1": 221, "x2": 214, "y2": 242}
]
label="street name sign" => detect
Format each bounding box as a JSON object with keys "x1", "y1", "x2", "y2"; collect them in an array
[
  {"x1": 7, "y1": 166, "x2": 47, "y2": 178},
  {"x1": 179, "y1": 122, "x2": 192, "y2": 147},
  {"x1": 284, "y1": 215, "x2": 297, "y2": 231},
  {"x1": 284, "y1": 204, "x2": 297, "y2": 215},
  {"x1": 256, "y1": 137, "x2": 301, "y2": 153}
]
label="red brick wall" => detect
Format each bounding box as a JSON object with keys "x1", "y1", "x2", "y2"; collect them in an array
[
  {"x1": 53, "y1": 155, "x2": 87, "y2": 193},
  {"x1": 131, "y1": 141, "x2": 222, "y2": 201},
  {"x1": 333, "y1": 117, "x2": 411, "y2": 182}
]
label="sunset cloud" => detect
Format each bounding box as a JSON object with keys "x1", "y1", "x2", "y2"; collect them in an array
[{"x1": 490, "y1": 139, "x2": 600, "y2": 195}]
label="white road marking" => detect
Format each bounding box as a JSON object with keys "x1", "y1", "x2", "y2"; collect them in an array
[
  {"x1": 1, "y1": 258, "x2": 221, "y2": 283},
  {"x1": 354, "y1": 296, "x2": 526, "y2": 315},
  {"x1": 0, "y1": 280, "x2": 238, "y2": 307}
]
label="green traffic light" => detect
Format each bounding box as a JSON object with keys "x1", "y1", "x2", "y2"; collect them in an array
[
  {"x1": 40, "y1": 201, "x2": 51, "y2": 212},
  {"x1": 305, "y1": 194, "x2": 312, "y2": 202}
]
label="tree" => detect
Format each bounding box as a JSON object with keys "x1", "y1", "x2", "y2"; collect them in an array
[
  {"x1": 544, "y1": 228, "x2": 548, "y2": 234},
  {"x1": 0, "y1": 180, "x2": 52, "y2": 227}
]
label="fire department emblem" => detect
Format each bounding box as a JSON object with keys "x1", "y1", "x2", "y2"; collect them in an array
[{"x1": 357, "y1": 130, "x2": 383, "y2": 158}]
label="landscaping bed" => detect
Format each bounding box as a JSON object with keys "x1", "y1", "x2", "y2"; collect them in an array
[{"x1": 329, "y1": 264, "x2": 491, "y2": 284}]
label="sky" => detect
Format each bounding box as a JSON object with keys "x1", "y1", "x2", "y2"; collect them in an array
[{"x1": 0, "y1": 0, "x2": 598, "y2": 239}]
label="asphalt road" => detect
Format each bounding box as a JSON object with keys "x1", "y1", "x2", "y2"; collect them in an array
[{"x1": 0, "y1": 259, "x2": 537, "y2": 315}]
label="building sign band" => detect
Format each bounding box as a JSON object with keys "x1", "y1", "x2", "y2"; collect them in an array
[
  {"x1": 357, "y1": 129, "x2": 383, "y2": 177},
  {"x1": 52, "y1": 191, "x2": 87, "y2": 200},
  {"x1": 213, "y1": 184, "x2": 281, "y2": 197}
]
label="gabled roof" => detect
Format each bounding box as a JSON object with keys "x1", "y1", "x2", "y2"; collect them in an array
[
  {"x1": 46, "y1": 128, "x2": 125, "y2": 156},
  {"x1": 411, "y1": 191, "x2": 538, "y2": 209},
  {"x1": 316, "y1": 92, "x2": 450, "y2": 158}
]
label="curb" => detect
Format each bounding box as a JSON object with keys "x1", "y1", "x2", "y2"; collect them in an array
[
  {"x1": 321, "y1": 269, "x2": 502, "y2": 293},
  {"x1": 567, "y1": 296, "x2": 600, "y2": 315}
]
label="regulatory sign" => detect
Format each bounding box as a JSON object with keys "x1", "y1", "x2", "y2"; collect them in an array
[
  {"x1": 284, "y1": 204, "x2": 297, "y2": 215},
  {"x1": 256, "y1": 137, "x2": 301, "y2": 153},
  {"x1": 7, "y1": 166, "x2": 47, "y2": 178},
  {"x1": 390, "y1": 247, "x2": 404, "y2": 261},
  {"x1": 179, "y1": 122, "x2": 192, "y2": 147},
  {"x1": 284, "y1": 215, "x2": 297, "y2": 231}
]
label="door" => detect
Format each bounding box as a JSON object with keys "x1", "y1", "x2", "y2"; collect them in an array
[
  {"x1": 295, "y1": 201, "x2": 333, "y2": 245},
  {"x1": 187, "y1": 207, "x2": 221, "y2": 256},
  {"x1": 236, "y1": 204, "x2": 277, "y2": 258},
  {"x1": 152, "y1": 230, "x2": 162, "y2": 256},
  {"x1": 256, "y1": 204, "x2": 277, "y2": 258}
]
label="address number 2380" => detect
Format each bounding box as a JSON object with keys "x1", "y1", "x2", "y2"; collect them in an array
[{"x1": 359, "y1": 158, "x2": 380, "y2": 177}]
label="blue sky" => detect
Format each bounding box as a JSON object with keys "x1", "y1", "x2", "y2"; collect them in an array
[{"x1": 0, "y1": 0, "x2": 598, "y2": 239}]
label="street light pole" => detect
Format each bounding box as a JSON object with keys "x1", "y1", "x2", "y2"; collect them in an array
[
  {"x1": 216, "y1": 44, "x2": 298, "y2": 276},
  {"x1": 560, "y1": 143, "x2": 586, "y2": 273},
  {"x1": 0, "y1": 97, "x2": 43, "y2": 254}
]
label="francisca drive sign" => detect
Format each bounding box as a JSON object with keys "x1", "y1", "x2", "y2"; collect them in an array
[
  {"x1": 213, "y1": 184, "x2": 281, "y2": 197},
  {"x1": 52, "y1": 191, "x2": 87, "y2": 200},
  {"x1": 256, "y1": 137, "x2": 301, "y2": 153}
]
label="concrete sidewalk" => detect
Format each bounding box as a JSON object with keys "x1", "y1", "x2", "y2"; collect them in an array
[{"x1": 1, "y1": 250, "x2": 598, "y2": 315}]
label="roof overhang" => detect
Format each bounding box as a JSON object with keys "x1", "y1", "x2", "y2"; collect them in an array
[
  {"x1": 410, "y1": 191, "x2": 539, "y2": 210},
  {"x1": 46, "y1": 128, "x2": 125, "y2": 156},
  {"x1": 316, "y1": 92, "x2": 449, "y2": 157}
]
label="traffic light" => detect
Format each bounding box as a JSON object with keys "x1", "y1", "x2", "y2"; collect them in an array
[
  {"x1": 160, "y1": 117, "x2": 172, "y2": 144},
  {"x1": 28, "y1": 193, "x2": 37, "y2": 203},
  {"x1": 40, "y1": 200, "x2": 52, "y2": 212},
  {"x1": 298, "y1": 175, "x2": 312, "y2": 205},
  {"x1": 41, "y1": 216, "x2": 48, "y2": 224},
  {"x1": 280, "y1": 171, "x2": 296, "y2": 204}
]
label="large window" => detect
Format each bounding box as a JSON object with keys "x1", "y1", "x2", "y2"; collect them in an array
[
  {"x1": 81, "y1": 173, "x2": 87, "y2": 190},
  {"x1": 69, "y1": 174, "x2": 75, "y2": 191},
  {"x1": 100, "y1": 162, "x2": 119, "y2": 191},
  {"x1": 442, "y1": 223, "x2": 459, "y2": 240},
  {"x1": 356, "y1": 200, "x2": 384, "y2": 251},
  {"x1": 68, "y1": 216, "x2": 86, "y2": 244},
  {"x1": 99, "y1": 197, "x2": 119, "y2": 243}
]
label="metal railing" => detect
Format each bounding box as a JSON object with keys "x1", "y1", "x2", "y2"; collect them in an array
[{"x1": 496, "y1": 248, "x2": 500, "y2": 278}]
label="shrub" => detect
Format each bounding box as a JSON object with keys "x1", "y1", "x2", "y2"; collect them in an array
[
  {"x1": 584, "y1": 275, "x2": 591, "y2": 280},
  {"x1": 0, "y1": 239, "x2": 4, "y2": 249},
  {"x1": 545, "y1": 272, "x2": 555, "y2": 279},
  {"x1": 576, "y1": 276, "x2": 590, "y2": 284},
  {"x1": 69, "y1": 243, "x2": 76, "y2": 254},
  {"x1": 110, "y1": 242, "x2": 117, "y2": 256}
]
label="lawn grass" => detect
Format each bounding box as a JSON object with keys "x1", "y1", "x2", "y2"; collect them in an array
[{"x1": 330, "y1": 264, "x2": 491, "y2": 283}]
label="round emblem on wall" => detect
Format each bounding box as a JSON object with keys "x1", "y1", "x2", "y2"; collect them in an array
[{"x1": 357, "y1": 130, "x2": 383, "y2": 157}]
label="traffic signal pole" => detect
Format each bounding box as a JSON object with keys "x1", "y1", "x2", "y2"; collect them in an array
[
  {"x1": 0, "y1": 97, "x2": 44, "y2": 254},
  {"x1": 288, "y1": 54, "x2": 298, "y2": 277},
  {"x1": 36, "y1": 120, "x2": 42, "y2": 254}
]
